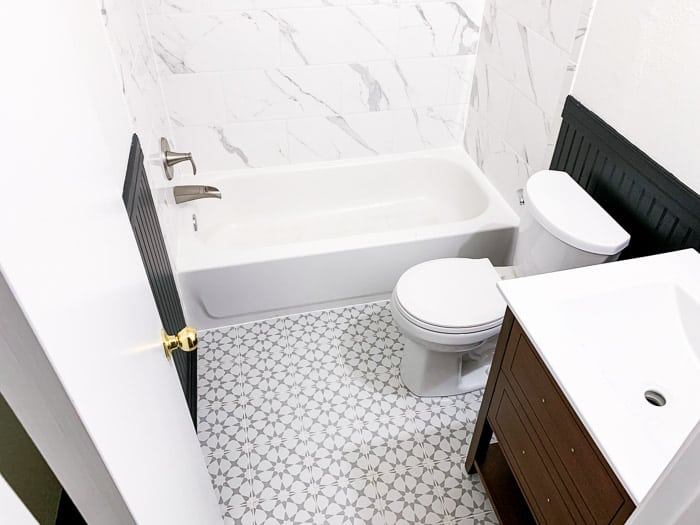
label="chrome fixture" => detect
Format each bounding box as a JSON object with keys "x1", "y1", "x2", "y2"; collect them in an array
[
  {"x1": 516, "y1": 188, "x2": 525, "y2": 206},
  {"x1": 173, "y1": 185, "x2": 222, "y2": 204},
  {"x1": 161, "y1": 137, "x2": 196, "y2": 180}
]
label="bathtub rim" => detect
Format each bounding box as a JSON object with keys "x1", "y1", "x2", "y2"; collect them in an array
[{"x1": 175, "y1": 147, "x2": 520, "y2": 273}]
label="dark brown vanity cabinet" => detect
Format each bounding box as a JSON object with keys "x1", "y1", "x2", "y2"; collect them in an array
[{"x1": 466, "y1": 309, "x2": 636, "y2": 524}]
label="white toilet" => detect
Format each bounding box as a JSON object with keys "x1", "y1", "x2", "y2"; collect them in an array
[{"x1": 391, "y1": 170, "x2": 631, "y2": 397}]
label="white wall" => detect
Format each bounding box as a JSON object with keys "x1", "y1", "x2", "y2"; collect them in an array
[
  {"x1": 464, "y1": 0, "x2": 595, "y2": 211},
  {"x1": 145, "y1": 0, "x2": 485, "y2": 171},
  {"x1": 572, "y1": 0, "x2": 700, "y2": 195}
]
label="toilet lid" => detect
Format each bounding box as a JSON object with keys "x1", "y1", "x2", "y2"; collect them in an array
[{"x1": 395, "y1": 258, "x2": 506, "y2": 332}]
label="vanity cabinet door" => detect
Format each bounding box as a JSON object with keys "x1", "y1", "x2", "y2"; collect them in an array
[
  {"x1": 489, "y1": 382, "x2": 584, "y2": 525},
  {"x1": 502, "y1": 327, "x2": 631, "y2": 524}
]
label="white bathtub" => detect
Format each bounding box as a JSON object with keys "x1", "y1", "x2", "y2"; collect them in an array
[{"x1": 177, "y1": 147, "x2": 519, "y2": 329}]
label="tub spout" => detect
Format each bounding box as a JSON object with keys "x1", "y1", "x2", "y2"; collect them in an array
[{"x1": 173, "y1": 185, "x2": 222, "y2": 204}]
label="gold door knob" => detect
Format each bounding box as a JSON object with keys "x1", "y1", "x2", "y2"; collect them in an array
[{"x1": 161, "y1": 326, "x2": 198, "y2": 360}]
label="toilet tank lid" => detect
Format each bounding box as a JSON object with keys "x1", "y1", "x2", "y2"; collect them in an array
[{"x1": 525, "y1": 170, "x2": 630, "y2": 256}]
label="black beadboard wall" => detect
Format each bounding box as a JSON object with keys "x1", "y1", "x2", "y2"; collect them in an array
[
  {"x1": 122, "y1": 135, "x2": 196, "y2": 426},
  {"x1": 551, "y1": 96, "x2": 700, "y2": 259}
]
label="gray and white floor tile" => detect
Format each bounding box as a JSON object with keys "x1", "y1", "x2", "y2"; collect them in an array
[{"x1": 198, "y1": 301, "x2": 496, "y2": 525}]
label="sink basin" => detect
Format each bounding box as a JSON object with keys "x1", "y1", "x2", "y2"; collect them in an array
[
  {"x1": 497, "y1": 249, "x2": 700, "y2": 504},
  {"x1": 558, "y1": 282, "x2": 700, "y2": 407}
]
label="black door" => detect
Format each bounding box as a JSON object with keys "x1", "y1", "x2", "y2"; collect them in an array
[{"x1": 122, "y1": 134, "x2": 197, "y2": 426}]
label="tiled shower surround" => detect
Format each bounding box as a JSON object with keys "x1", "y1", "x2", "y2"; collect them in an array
[
  {"x1": 144, "y1": 1, "x2": 486, "y2": 171},
  {"x1": 100, "y1": 0, "x2": 178, "y2": 251},
  {"x1": 464, "y1": 0, "x2": 595, "y2": 211},
  {"x1": 197, "y1": 301, "x2": 496, "y2": 524}
]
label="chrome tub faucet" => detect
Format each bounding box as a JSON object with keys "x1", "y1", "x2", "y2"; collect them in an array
[{"x1": 173, "y1": 185, "x2": 222, "y2": 204}]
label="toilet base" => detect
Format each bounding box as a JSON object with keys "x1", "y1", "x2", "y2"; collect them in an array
[{"x1": 400, "y1": 336, "x2": 497, "y2": 397}]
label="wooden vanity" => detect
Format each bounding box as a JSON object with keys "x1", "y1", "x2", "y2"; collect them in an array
[{"x1": 466, "y1": 309, "x2": 636, "y2": 524}]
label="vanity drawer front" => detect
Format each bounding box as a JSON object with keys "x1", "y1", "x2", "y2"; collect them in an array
[
  {"x1": 490, "y1": 382, "x2": 582, "y2": 525},
  {"x1": 504, "y1": 331, "x2": 626, "y2": 523}
]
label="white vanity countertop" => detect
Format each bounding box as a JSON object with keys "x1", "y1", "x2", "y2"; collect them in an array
[{"x1": 497, "y1": 249, "x2": 700, "y2": 504}]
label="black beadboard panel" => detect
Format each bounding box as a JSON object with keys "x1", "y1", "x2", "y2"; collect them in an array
[
  {"x1": 122, "y1": 135, "x2": 196, "y2": 426},
  {"x1": 551, "y1": 96, "x2": 700, "y2": 259}
]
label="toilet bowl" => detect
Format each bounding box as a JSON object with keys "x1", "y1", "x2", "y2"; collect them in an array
[
  {"x1": 390, "y1": 258, "x2": 505, "y2": 396},
  {"x1": 391, "y1": 170, "x2": 631, "y2": 397}
]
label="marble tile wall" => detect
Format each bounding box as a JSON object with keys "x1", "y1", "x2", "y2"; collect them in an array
[
  {"x1": 144, "y1": 0, "x2": 485, "y2": 171},
  {"x1": 464, "y1": 0, "x2": 595, "y2": 211},
  {"x1": 100, "y1": 0, "x2": 178, "y2": 251}
]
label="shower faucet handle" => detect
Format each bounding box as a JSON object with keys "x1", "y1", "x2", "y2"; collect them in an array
[{"x1": 161, "y1": 137, "x2": 197, "y2": 180}]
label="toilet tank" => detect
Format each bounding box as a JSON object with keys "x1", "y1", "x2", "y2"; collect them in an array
[{"x1": 513, "y1": 171, "x2": 630, "y2": 277}]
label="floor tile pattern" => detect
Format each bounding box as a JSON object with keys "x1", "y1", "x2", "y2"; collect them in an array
[{"x1": 198, "y1": 301, "x2": 496, "y2": 525}]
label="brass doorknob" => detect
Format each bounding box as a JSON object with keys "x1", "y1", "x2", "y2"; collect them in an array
[{"x1": 161, "y1": 326, "x2": 198, "y2": 360}]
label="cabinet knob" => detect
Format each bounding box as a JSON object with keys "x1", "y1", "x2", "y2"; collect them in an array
[
  {"x1": 546, "y1": 497, "x2": 551, "y2": 503},
  {"x1": 571, "y1": 447, "x2": 575, "y2": 454},
  {"x1": 541, "y1": 398, "x2": 546, "y2": 404},
  {"x1": 521, "y1": 449, "x2": 526, "y2": 455}
]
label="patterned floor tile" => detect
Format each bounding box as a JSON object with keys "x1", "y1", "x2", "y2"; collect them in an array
[
  {"x1": 306, "y1": 428, "x2": 366, "y2": 485},
  {"x1": 315, "y1": 478, "x2": 386, "y2": 525},
  {"x1": 256, "y1": 492, "x2": 316, "y2": 524},
  {"x1": 239, "y1": 354, "x2": 296, "y2": 399},
  {"x1": 199, "y1": 301, "x2": 497, "y2": 525},
  {"x1": 297, "y1": 387, "x2": 357, "y2": 435},
  {"x1": 246, "y1": 390, "x2": 302, "y2": 445},
  {"x1": 441, "y1": 511, "x2": 499, "y2": 525},
  {"x1": 249, "y1": 437, "x2": 312, "y2": 498},
  {"x1": 360, "y1": 427, "x2": 425, "y2": 473},
  {"x1": 200, "y1": 325, "x2": 239, "y2": 367},
  {"x1": 377, "y1": 466, "x2": 446, "y2": 524},
  {"x1": 208, "y1": 448, "x2": 253, "y2": 504},
  {"x1": 433, "y1": 461, "x2": 493, "y2": 519},
  {"x1": 199, "y1": 359, "x2": 242, "y2": 407},
  {"x1": 198, "y1": 402, "x2": 248, "y2": 457}
]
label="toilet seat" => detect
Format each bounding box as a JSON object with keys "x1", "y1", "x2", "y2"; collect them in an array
[{"x1": 394, "y1": 258, "x2": 506, "y2": 335}]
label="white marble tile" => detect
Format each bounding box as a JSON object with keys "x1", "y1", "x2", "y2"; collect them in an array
[
  {"x1": 145, "y1": 0, "x2": 351, "y2": 14},
  {"x1": 274, "y1": 6, "x2": 398, "y2": 66},
  {"x1": 471, "y1": 5, "x2": 571, "y2": 118},
  {"x1": 340, "y1": 57, "x2": 466, "y2": 114},
  {"x1": 445, "y1": 54, "x2": 477, "y2": 106},
  {"x1": 149, "y1": 11, "x2": 280, "y2": 73},
  {"x1": 397, "y1": 1, "x2": 483, "y2": 57},
  {"x1": 101, "y1": 0, "x2": 180, "y2": 257},
  {"x1": 221, "y1": 66, "x2": 343, "y2": 122},
  {"x1": 394, "y1": 105, "x2": 467, "y2": 152},
  {"x1": 504, "y1": 90, "x2": 552, "y2": 171},
  {"x1": 519, "y1": 25, "x2": 571, "y2": 116},
  {"x1": 462, "y1": 0, "x2": 594, "y2": 215},
  {"x1": 162, "y1": 73, "x2": 227, "y2": 126},
  {"x1": 569, "y1": 11, "x2": 590, "y2": 62},
  {"x1": 495, "y1": 0, "x2": 583, "y2": 53},
  {"x1": 397, "y1": 57, "x2": 455, "y2": 107},
  {"x1": 144, "y1": 0, "x2": 204, "y2": 13},
  {"x1": 173, "y1": 121, "x2": 289, "y2": 170},
  {"x1": 340, "y1": 61, "x2": 411, "y2": 114},
  {"x1": 123, "y1": 0, "x2": 486, "y2": 171},
  {"x1": 485, "y1": 10, "x2": 532, "y2": 99},
  {"x1": 287, "y1": 113, "x2": 393, "y2": 163},
  {"x1": 464, "y1": 111, "x2": 529, "y2": 213},
  {"x1": 469, "y1": 54, "x2": 514, "y2": 135}
]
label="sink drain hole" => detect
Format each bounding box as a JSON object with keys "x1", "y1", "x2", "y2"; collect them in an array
[{"x1": 644, "y1": 390, "x2": 666, "y2": 407}]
